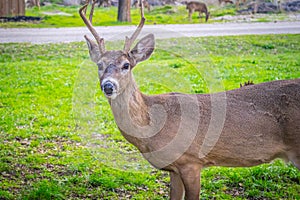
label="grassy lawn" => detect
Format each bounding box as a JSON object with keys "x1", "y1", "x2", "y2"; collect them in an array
[
  {"x1": 0, "y1": 4, "x2": 296, "y2": 28},
  {"x1": 0, "y1": 34, "x2": 300, "y2": 199}
]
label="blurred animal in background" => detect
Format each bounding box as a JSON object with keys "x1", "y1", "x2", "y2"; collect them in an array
[
  {"x1": 133, "y1": 0, "x2": 151, "y2": 12},
  {"x1": 186, "y1": 1, "x2": 210, "y2": 22},
  {"x1": 26, "y1": 0, "x2": 40, "y2": 9},
  {"x1": 97, "y1": 0, "x2": 112, "y2": 7}
]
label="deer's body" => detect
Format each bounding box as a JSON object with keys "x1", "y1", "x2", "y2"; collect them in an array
[
  {"x1": 186, "y1": 1, "x2": 210, "y2": 22},
  {"x1": 80, "y1": 1, "x2": 300, "y2": 199},
  {"x1": 114, "y1": 79, "x2": 300, "y2": 168},
  {"x1": 133, "y1": 0, "x2": 151, "y2": 12},
  {"x1": 26, "y1": 0, "x2": 40, "y2": 9},
  {"x1": 97, "y1": 0, "x2": 111, "y2": 7},
  {"x1": 111, "y1": 75, "x2": 300, "y2": 171}
]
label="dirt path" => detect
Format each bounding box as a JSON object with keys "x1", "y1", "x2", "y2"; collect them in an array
[{"x1": 0, "y1": 21, "x2": 300, "y2": 44}]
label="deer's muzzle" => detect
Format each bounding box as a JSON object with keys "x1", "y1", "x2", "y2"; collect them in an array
[
  {"x1": 104, "y1": 82, "x2": 114, "y2": 94},
  {"x1": 101, "y1": 80, "x2": 118, "y2": 99},
  {"x1": 103, "y1": 81, "x2": 114, "y2": 95}
]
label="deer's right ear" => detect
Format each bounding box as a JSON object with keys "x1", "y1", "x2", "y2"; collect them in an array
[
  {"x1": 130, "y1": 34, "x2": 155, "y2": 64},
  {"x1": 84, "y1": 35, "x2": 101, "y2": 63}
]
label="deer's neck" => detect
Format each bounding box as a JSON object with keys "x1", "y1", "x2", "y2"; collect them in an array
[{"x1": 109, "y1": 77, "x2": 150, "y2": 137}]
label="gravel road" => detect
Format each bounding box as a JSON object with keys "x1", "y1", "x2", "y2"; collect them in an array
[{"x1": 0, "y1": 21, "x2": 300, "y2": 44}]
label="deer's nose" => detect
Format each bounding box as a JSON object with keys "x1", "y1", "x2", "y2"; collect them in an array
[{"x1": 102, "y1": 81, "x2": 114, "y2": 96}]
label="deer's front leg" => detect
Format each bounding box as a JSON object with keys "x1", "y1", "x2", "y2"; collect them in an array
[
  {"x1": 170, "y1": 171, "x2": 184, "y2": 200},
  {"x1": 188, "y1": 10, "x2": 193, "y2": 20},
  {"x1": 198, "y1": 12, "x2": 201, "y2": 19},
  {"x1": 179, "y1": 164, "x2": 201, "y2": 200}
]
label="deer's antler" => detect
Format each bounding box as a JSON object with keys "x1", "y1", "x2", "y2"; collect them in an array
[
  {"x1": 123, "y1": 0, "x2": 145, "y2": 53},
  {"x1": 79, "y1": 0, "x2": 105, "y2": 54}
]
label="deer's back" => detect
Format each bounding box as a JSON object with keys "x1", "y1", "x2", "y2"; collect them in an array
[
  {"x1": 187, "y1": 2, "x2": 207, "y2": 12},
  {"x1": 143, "y1": 79, "x2": 300, "y2": 168},
  {"x1": 203, "y1": 79, "x2": 300, "y2": 167},
  {"x1": 226, "y1": 79, "x2": 300, "y2": 131}
]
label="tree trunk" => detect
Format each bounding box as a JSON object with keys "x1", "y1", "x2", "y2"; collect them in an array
[
  {"x1": 0, "y1": 0, "x2": 25, "y2": 17},
  {"x1": 118, "y1": 0, "x2": 131, "y2": 22}
]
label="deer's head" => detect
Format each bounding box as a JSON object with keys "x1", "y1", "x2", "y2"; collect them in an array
[{"x1": 80, "y1": 0, "x2": 155, "y2": 99}]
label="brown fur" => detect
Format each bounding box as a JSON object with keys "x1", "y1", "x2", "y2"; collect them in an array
[
  {"x1": 81, "y1": 1, "x2": 300, "y2": 199},
  {"x1": 133, "y1": 0, "x2": 151, "y2": 12},
  {"x1": 97, "y1": 0, "x2": 111, "y2": 7},
  {"x1": 26, "y1": 0, "x2": 40, "y2": 9},
  {"x1": 186, "y1": 1, "x2": 210, "y2": 22}
]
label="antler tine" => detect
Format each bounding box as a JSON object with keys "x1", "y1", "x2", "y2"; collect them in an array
[
  {"x1": 123, "y1": 0, "x2": 145, "y2": 53},
  {"x1": 89, "y1": 0, "x2": 97, "y2": 23},
  {"x1": 82, "y1": 0, "x2": 88, "y2": 15},
  {"x1": 79, "y1": 0, "x2": 105, "y2": 54}
]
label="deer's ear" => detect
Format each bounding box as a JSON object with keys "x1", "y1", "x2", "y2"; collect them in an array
[
  {"x1": 84, "y1": 35, "x2": 101, "y2": 63},
  {"x1": 130, "y1": 34, "x2": 155, "y2": 64}
]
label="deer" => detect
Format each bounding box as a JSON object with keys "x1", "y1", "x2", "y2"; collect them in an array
[
  {"x1": 26, "y1": 0, "x2": 40, "y2": 9},
  {"x1": 186, "y1": 1, "x2": 210, "y2": 22},
  {"x1": 133, "y1": 0, "x2": 151, "y2": 12},
  {"x1": 97, "y1": 0, "x2": 111, "y2": 7},
  {"x1": 79, "y1": 0, "x2": 300, "y2": 199}
]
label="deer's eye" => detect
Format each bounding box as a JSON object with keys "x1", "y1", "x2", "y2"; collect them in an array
[{"x1": 122, "y1": 63, "x2": 130, "y2": 70}]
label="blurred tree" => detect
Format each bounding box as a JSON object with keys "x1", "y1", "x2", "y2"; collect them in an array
[
  {"x1": 0, "y1": 0, "x2": 25, "y2": 17},
  {"x1": 117, "y1": 0, "x2": 131, "y2": 22}
]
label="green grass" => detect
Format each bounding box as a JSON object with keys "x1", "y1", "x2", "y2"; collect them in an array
[{"x1": 0, "y1": 34, "x2": 300, "y2": 199}]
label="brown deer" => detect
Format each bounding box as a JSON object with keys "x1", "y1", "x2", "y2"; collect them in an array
[
  {"x1": 26, "y1": 0, "x2": 40, "y2": 9},
  {"x1": 97, "y1": 0, "x2": 111, "y2": 7},
  {"x1": 79, "y1": 1, "x2": 300, "y2": 199},
  {"x1": 186, "y1": 1, "x2": 210, "y2": 22},
  {"x1": 133, "y1": 0, "x2": 151, "y2": 12}
]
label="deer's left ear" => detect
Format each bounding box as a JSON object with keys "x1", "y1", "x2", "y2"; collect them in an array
[
  {"x1": 130, "y1": 34, "x2": 155, "y2": 64},
  {"x1": 84, "y1": 35, "x2": 101, "y2": 63}
]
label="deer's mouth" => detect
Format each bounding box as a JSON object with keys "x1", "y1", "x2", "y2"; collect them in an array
[{"x1": 101, "y1": 80, "x2": 118, "y2": 99}]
